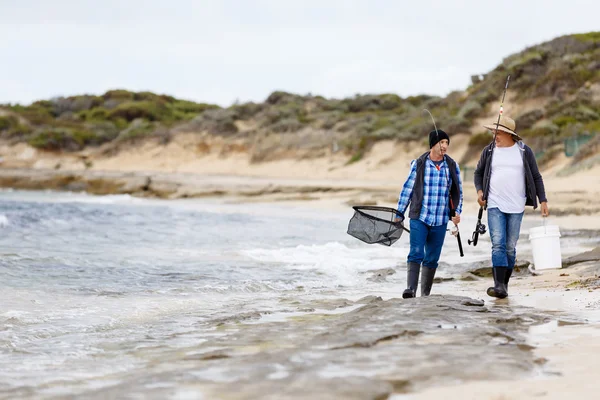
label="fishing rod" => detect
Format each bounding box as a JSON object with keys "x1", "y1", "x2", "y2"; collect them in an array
[
  {"x1": 468, "y1": 206, "x2": 486, "y2": 246},
  {"x1": 492, "y1": 75, "x2": 511, "y2": 145},
  {"x1": 423, "y1": 109, "x2": 464, "y2": 257},
  {"x1": 469, "y1": 75, "x2": 510, "y2": 247}
]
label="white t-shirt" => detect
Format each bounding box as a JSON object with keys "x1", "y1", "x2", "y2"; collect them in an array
[{"x1": 487, "y1": 143, "x2": 526, "y2": 213}]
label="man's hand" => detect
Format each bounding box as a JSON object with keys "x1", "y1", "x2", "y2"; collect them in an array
[
  {"x1": 541, "y1": 201, "x2": 549, "y2": 217},
  {"x1": 393, "y1": 211, "x2": 404, "y2": 223},
  {"x1": 477, "y1": 190, "x2": 486, "y2": 207},
  {"x1": 451, "y1": 214, "x2": 461, "y2": 225}
]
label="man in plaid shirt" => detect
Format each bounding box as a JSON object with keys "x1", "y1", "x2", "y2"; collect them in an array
[{"x1": 396, "y1": 129, "x2": 463, "y2": 298}]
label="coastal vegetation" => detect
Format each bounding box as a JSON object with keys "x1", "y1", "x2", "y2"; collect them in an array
[{"x1": 1, "y1": 32, "x2": 599, "y2": 166}]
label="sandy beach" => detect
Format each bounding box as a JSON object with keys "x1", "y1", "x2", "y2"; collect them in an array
[
  {"x1": 1, "y1": 137, "x2": 600, "y2": 399},
  {"x1": 2, "y1": 135, "x2": 600, "y2": 217}
]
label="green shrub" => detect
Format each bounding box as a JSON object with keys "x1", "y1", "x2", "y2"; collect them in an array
[
  {"x1": 344, "y1": 95, "x2": 386, "y2": 113},
  {"x1": 232, "y1": 102, "x2": 264, "y2": 119},
  {"x1": 11, "y1": 105, "x2": 54, "y2": 124},
  {"x1": 3, "y1": 123, "x2": 32, "y2": 138},
  {"x1": 395, "y1": 130, "x2": 422, "y2": 141},
  {"x1": 372, "y1": 117, "x2": 393, "y2": 131},
  {"x1": 582, "y1": 120, "x2": 600, "y2": 134},
  {"x1": 28, "y1": 130, "x2": 78, "y2": 151},
  {"x1": 317, "y1": 111, "x2": 344, "y2": 130},
  {"x1": 346, "y1": 152, "x2": 363, "y2": 164},
  {"x1": 71, "y1": 129, "x2": 98, "y2": 146},
  {"x1": 469, "y1": 132, "x2": 493, "y2": 146},
  {"x1": 197, "y1": 109, "x2": 239, "y2": 134},
  {"x1": 553, "y1": 115, "x2": 578, "y2": 127},
  {"x1": 297, "y1": 110, "x2": 313, "y2": 124},
  {"x1": 550, "y1": 103, "x2": 599, "y2": 123},
  {"x1": 573, "y1": 32, "x2": 600, "y2": 43},
  {"x1": 372, "y1": 126, "x2": 398, "y2": 139},
  {"x1": 521, "y1": 120, "x2": 560, "y2": 137},
  {"x1": 68, "y1": 95, "x2": 103, "y2": 112},
  {"x1": 406, "y1": 95, "x2": 432, "y2": 107},
  {"x1": 265, "y1": 91, "x2": 304, "y2": 105},
  {"x1": 108, "y1": 101, "x2": 168, "y2": 122},
  {"x1": 0, "y1": 115, "x2": 18, "y2": 130},
  {"x1": 516, "y1": 109, "x2": 544, "y2": 130},
  {"x1": 271, "y1": 118, "x2": 303, "y2": 133},
  {"x1": 345, "y1": 135, "x2": 376, "y2": 164},
  {"x1": 133, "y1": 91, "x2": 175, "y2": 103},
  {"x1": 84, "y1": 121, "x2": 120, "y2": 143},
  {"x1": 376, "y1": 94, "x2": 404, "y2": 110},
  {"x1": 103, "y1": 89, "x2": 136, "y2": 101},
  {"x1": 169, "y1": 100, "x2": 219, "y2": 116},
  {"x1": 458, "y1": 101, "x2": 483, "y2": 119},
  {"x1": 442, "y1": 116, "x2": 470, "y2": 133},
  {"x1": 472, "y1": 89, "x2": 498, "y2": 104},
  {"x1": 78, "y1": 107, "x2": 110, "y2": 121},
  {"x1": 506, "y1": 50, "x2": 545, "y2": 70},
  {"x1": 117, "y1": 120, "x2": 156, "y2": 142}
]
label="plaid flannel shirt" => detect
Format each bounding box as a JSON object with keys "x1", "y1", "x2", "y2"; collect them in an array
[{"x1": 397, "y1": 156, "x2": 463, "y2": 227}]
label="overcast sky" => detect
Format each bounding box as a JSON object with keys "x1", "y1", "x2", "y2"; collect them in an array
[{"x1": 1, "y1": 0, "x2": 598, "y2": 106}]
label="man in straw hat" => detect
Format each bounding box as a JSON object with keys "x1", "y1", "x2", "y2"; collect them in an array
[
  {"x1": 474, "y1": 115, "x2": 549, "y2": 299},
  {"x1": 396, "y1": 128, "x2": 463, "y2": 298}
]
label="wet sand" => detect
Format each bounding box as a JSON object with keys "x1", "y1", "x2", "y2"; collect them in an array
[{"x1": 398, "y1": 261, "x2": 600, "y2": 400}]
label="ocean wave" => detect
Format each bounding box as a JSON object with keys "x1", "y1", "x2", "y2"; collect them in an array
[
  {"x1": 62, "y1": 193, "x2": 145, "y2": 205},
  {"x1": 242, "y1": 242, "x2": 405, "y2": 271}
]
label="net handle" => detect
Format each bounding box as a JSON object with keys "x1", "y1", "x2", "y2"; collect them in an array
[{"x1": 352, "y1": 206, "x2": 410, "y2": 233}]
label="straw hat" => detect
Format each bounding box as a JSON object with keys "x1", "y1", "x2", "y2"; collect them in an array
[{"x1": 483, "y1": 116, "x2": 522, "y2": 140}]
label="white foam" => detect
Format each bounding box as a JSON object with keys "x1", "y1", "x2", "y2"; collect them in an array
[
  {"x1": 63, "y1": 193, "x2": 144, "y2": 205},
  {"x1": 0, "y1": 214, "x2": 8, "y2": 227},
  {"x1": 0, "y1": 190, "x2": 149, "y2": 206},
  {"x1": 240, "y1": 241, "x2": 407, "y2": 288},
  {"x1": 242, "y1": 242, "x2": 405, "y2": 271}
]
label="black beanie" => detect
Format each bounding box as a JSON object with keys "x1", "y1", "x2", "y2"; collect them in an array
[{"x1": 429, "y1": 129, "x2": 450, "y2": 148}]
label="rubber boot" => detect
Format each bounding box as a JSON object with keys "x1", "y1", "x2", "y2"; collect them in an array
[
  {"x1": 487, "y1": 267, "x2": 508, "y2": 298},
  {"x1": 420, "y1": 266, "x2": 436, "y2": 297},
  {"x1": 402, "y1": 262, "x2": 420, "y2": 299},
  {"x1": 504, "y1": 268, "x2": 513, "y2": 292}
]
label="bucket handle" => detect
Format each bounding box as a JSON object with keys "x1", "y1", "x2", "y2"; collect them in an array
[{"x1": 543, "y1": 216, "x2": 547, "y2": 234}]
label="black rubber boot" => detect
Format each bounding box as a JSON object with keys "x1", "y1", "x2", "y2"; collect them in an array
[
  {"x1": 504, "y1": 268, "x2": 513, "y2": 292},
  {"x1": 402, "y1": 262, "x2": 420, "y2": 299},
  {"x1": 420, "y1": 266, "x2": 436, "y2": 297},
  {"x1": 487, "y1": 267, "x2": 508, "y2": 299}
]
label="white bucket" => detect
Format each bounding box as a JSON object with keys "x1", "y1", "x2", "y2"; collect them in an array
[{"x1": 528, "y1": 224, "x2": 562, "y2": 270}]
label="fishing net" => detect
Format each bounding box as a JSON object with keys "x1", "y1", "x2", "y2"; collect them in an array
[{"x1": 347, "y1": 206, "x2": 409, "y2": 246}]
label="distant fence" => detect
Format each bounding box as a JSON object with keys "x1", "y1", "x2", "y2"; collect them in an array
[
  {"x1": 451, "y1": 132, "x2": 597, "y2": 182},
  {"x1": 564, "y1": 133, "x2": 595, "y2": 157}
]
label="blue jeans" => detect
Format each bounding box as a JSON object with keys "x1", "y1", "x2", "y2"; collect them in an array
[
  {"x1": 407, "y1": 219, "x2": 447, "y2": 269},
  {"x1": 487, "y1": 207, "x2": 524, "y2": 269}
]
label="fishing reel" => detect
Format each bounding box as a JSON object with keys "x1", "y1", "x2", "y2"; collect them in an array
[
  {"x1": 467, "y1": 222, "x2": 487, "y2": 245},
  {"x1": 475, "y1": 222, "x2": 487, "y2": 235}
]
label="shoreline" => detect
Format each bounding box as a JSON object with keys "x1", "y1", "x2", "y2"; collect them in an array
[{"x1": 1, "y1": 167, "x2": 600, "y2": 221}]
